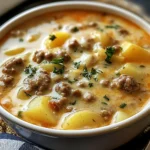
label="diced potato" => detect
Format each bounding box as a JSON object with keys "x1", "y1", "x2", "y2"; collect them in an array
[
  {"x1": 45, "y1": 31, "x2": 70, "y2": 49},
  {"x1": 113, "y1": 111, "x2": 130, "y2": 123},
  {"x1": 68, "y1": 69, "x2": 81, "y2": 80},
  {"x1": 17, "y1": 88, "x2": 30, "y2": 100},
  {"x1": 40, "y1": 63, "x2": 61, "y2": 72},
  {"x1": 4, "y1": 47, "x2": 25, "y2": 56},
  {"x1": 97, "y1": 48, "x2": 106, "y2": 61},
  {"x1": 85, "y1": 54, "x2": 98, "y2": 67},
  {"x1": 92, "y1": 31, "x2": 113, "y2": 48},
  {"x1": 62, "y1": 110, "x2": 103, "y2": 130},
  {"x1": 117, "y1": 63, "x2": 144, "y2": 80},
  {"x1": 121, "y1": 42, "x2": 150, "y2": 63},
  {"x1": 22, "y1": 52, "x2": 31, "y2": 65},
  {"x1": 100, "y1": 33, "x2": 113, "y2": 48},
  {"x1": 27, "y1": 33, "x2": 40, "y2": 42},
  {"x1": 111, "y1": 55, "x2": 124, "y2": 63},
  {"x1": 23, "y1": 96, "x2": 57, "y2": 125}
]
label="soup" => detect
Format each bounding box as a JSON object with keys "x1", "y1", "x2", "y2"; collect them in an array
[{"x1": 0, "y1": 10, "x2": 150, "y2": 130}]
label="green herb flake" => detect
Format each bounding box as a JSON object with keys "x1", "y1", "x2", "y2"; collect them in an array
[
  {"x1": 52, "y1": 97, "x2": 59, "y2": 100},
  {"x1": 81, "y1": 66, "x2": 102, "y2": 80},
  {"x1": 53, "y1": 66, "x2": 64, "y2": 75},
  {"x1": 71, "y1": 27, "x2": 79, "y2": 33},
  {"x1": 24, "y1": 65, "x2": 37, "y2": 78},
  {"x1": 74, "y1": 61, "x2": 81, "y2": 69},
  {"x1": 18, "y1": 111, "x2": 23, "y2": 118},
  {"x1": 24, "y1": 91, "x2": 32, "y2": 97},
  {"x1": 50, "y1": 57, "x2": 64, "y2": 65},
  {"x1": 68, "y1": 78, "x2": 78, "y2": 84},
  {"x1": 82, "y1": 66, "x2": 92, "y2": 80},
  {"x1": 97, "y1": 27, "x2": 104, "y2": 32},
  {"x1": 105, "y1": 47, "x2": 116, "y2": 64},
  {"x1": 49, "y1": 34, "x2": 57, "y2": 41},
  {"x1": 105, "y1": 24, "x2": 121, "y2": 29},
  {"x1": 101, "y1": 102, "x2": 108, "y2": 105},
  {"x1": 116, "y1": 72, "x2": 121, "y2": 76},
  {"x1": 103, "y1": 95, "x2": 109, "y2": 101},
  {"x1": 120, "y1": 103, "x2": 127, "y2": 108},
  {"x1": 88, "y1": 83, "x2": 93, "y2": 88},
  {"x1": 70, "y1": 100, "x2": 76, "y2": 105},
  {"x1": 19, "y1": 38, "x2": 24, "y2": 42}
]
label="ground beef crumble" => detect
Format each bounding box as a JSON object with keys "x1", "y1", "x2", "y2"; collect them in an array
[
  {"x1": 111, "y1": 74, "x2": 140, "y2": 93},
  {"x1": 23, "y1": 70, "x2": 51, "y2": 95}
]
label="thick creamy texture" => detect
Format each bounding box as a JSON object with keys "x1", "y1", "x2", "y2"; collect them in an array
[{"x1": 0, "y1": 11, "x2": 150, "y2": 130}]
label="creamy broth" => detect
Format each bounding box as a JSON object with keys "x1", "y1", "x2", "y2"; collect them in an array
[{"x1": 0, "y1": 11, "x2": 150, "y2": 130}]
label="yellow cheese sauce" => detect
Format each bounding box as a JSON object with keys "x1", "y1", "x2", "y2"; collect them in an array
[{"x1": 0, "y1": 11, "x2": 150, "y2": 130}]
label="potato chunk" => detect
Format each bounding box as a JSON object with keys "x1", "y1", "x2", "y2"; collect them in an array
[
  {"x1": 40, "y1": 63, "x2": 61, "y2": 72},
  {"x1": 45, "y1": 31, "x2": 70, "y2": 49},
  {"x1": 121, "y1": 42, "x2": 150, "y2": 63},
  {"x1": 117, "y1": 63, "x2": 144, "y2": 80},
  {"x1": 4, "y1": 47, "x2": 25, "y2": 56},
  {"x1": 17, "y1": 88, "x2": 30, "y2": 100},
  {"x1": 23, "y1": 96, "x2": 57, "y2": 126},
  {"x1": 113, "y1": 111, "x2": 130, "y2": 123},
  {"x1": 62, "y1": 110, "x2": 103, "y2": 130}
]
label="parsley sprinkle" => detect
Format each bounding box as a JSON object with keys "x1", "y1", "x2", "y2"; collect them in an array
[
  {"x1": 49, "y1": 34, "x2": 56, "y2": 41},
  {"x1": 105, "y1": 46, "x2": 116, "y2": 64},
  {"x1": 68, "y1": 78, "x2": 78, "y2": 84},
  {"x1": 24, "y1": 65, "x2": 37, "y2": 78},
  {"x1": 74, "y1": 61, "x2": 81, "y2": 69},
  {"x1": 19, "y1": 38, "x2": 24, "y2": 42},
  {"x1": 81, "y1": 66, "x2": 102, "y2": 80},
  {"x1": 18, "y1": 111, "x2": 23, "y2": 118},
  {"x1": 116, "y1": 72, "x2": 121, "y2": 76},
  {"x1": 101, "y1": 102, "x2": 108, "y2": 105},
  {"x1": 50, "y1": 57, "x2": 64, "y2": 65},
  {"x1": 105, "y1": 24, "x2": 120, "y2": 29},
  {"x1": 120, "y1": 103, "x2": 127, "y2": 108},
  {"x1": 71, "y1": 27, "x2": 79, "y2": 33},
  {"x1": 53, "y1": 66, "x2": 64, "y2": 74},
  {"x1": 103, "y1": 95, "x2": 109, "y2": 101},
  {"x1": 89, "y1": 83, "x2": 93, "y2": 87}
]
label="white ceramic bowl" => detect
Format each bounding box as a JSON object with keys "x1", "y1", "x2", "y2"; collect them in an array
[{"x1": 0, "y1": 2, "x2": 150, "y2": 150}]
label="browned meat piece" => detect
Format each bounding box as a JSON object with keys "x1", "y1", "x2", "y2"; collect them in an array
[
  {"x1": 55, "y1": 82, "x2": 71, "y2": 96},
  {"x1": 82, "y1": 37, "x2": 95, "y2": 50},
  {"x1": 0, "y1": 75, "x2": 14, "y2": 85},
  {"x1": 100, "y1": 109, "x2": 114, "y2": 121},
  {"x1": 68, "y1": 39, "x2": 80, "y2": 52},
  {"x1": 49, "y1": 97, "x2": 68, "y2": 111},
  {"x1": 55, "y1": 50, "x2": 71, "y2": 62},
  {"x1": 2, "y1": 58, "x2": 23, "y2": 75},
  {"x1": 77, "y1": 81, "x2": 87, "y2": 88},
  {"x1": 111, "y1": 74, "x2": 140, "y2": 93},
  {"x1": 119, "y1": 29, "x2": 129, "y2": 36},
  {"x1": 44, "y1": 52, "x2": 54, "y2": 60},
  {"x1": 100, "y1": 79, "x2": 110, "y2": 87},
  {"x1": 88, "y1": 22, "x2": 98, "y2": 27},
  {"x1": 33, "y1": 51, "x2": 45, "y2": 63},
  {"x1": 23, "y1": 70, "x2": 50, "y2": 95},
  {"x1": 83, "y1": 92, "x2": 96, "y2": 102},
  {"x1": 72, "y1": 89, "x2": 82, "y2": 97}
]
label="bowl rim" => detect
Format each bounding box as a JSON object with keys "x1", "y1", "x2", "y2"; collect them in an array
[{"x1": 0, "y1": 1, "x2": 150, "y2": 137}]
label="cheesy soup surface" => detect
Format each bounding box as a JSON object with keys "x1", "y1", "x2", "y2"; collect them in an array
[{"x1": 0, "y1": 11, "x2": 150, "y2": 130}]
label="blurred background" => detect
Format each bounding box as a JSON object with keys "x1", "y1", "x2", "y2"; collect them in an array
[
  {"x1": 0, "y1": 0, "x2": 150, "y2": 25},
  {"x1": 0, "y1": 0, "x2": 150, "y2": 150}
]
